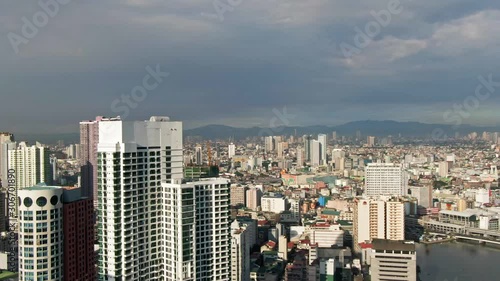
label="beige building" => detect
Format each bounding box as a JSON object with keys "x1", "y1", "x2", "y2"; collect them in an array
[
  {"x1": 369, "y1": 239, "x2": 417, "y2": 281},
  {"x1": 230, "y1": 184, "x2": 246, "y2": 206},
  {"x1": 246, "y1": 187, "x2": 262, "y2": 210},
  {"x1": 353, "y1": 198, "x2": 405, "y2": 253}
]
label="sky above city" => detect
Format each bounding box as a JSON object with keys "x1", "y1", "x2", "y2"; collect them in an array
[{"x1": 1, "y1": 0, "x2": 500, "y2": 134}]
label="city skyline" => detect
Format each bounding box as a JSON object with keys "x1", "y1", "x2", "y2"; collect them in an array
[{"x1": 2, "y1": 1, "x2": 500, "y2": 133}]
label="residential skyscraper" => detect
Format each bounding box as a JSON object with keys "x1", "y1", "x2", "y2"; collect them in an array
[
  {"x1": 265, "y1": 136, "x2": 275, "y2": 153},
  {"x1": 365, "y1": 163, "x2": 408, "y2": 197},
  {"x1": 97, "y1": 116, "x2": 183, "y2": 280},
  {"x1": 231, "y1": 218, "x2": 257, "y2": 281},
  {"x1": 195, "y1": 146, "x2": 202, "y2": 165},
  {"x1": 8, "y1": 142, "x2": 51, "y2": 218},
  {"x1": 0, "y1": 132, "x2": 14, "y2": 187},
  {"x1": 317, "y1": 134, "x2": 327, "y2": 165},
  {"x1": 97, "y1": 116, "x2": 230, "y2": 281},
  {"x1": 303, "y1": 135, "x2": 312, "y2": 162},
  {"x1": 353, "y1": 198, "x2": 405, "y2": 253},
  {"x1": 80, "y1": 116, "x2": 120, "y2": 202},
  {"x1": 246, "y1": 187, "x2": 262, "y2": 211},
  {"x1": 310, "y1": 140, "x2": 321, "y2": 167},
  {"x1": 230, "y1": 184, "x2": 246, "y2": 206},
  {"x1": 18, "y1": 185, "x2": 64, "y2": 281},
  {"x1": 367, "y1": 136, "x2": 375, "y2": 147},
  {"x1": 62, "y1": 187, "x2": 96, "y2": 281},
  {"x1": 228, "y1": 143, "x2": 236, "y2": 159}
]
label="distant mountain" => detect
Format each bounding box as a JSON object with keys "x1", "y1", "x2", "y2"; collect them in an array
[
  {"x1": 14, "y1": 120, "x2": 500, "y2": 144},
  {"x1": 185, "y1": 120, "x2": 500, "y2": 140}
]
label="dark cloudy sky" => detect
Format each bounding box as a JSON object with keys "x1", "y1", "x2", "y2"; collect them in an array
[{"x1": 1, "y1": 0, "x2": 500, "y2": 134}]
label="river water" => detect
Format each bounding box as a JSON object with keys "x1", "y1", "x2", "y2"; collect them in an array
[{"x1": 417, "y1": 242, "x2": 500, "y2": 281}]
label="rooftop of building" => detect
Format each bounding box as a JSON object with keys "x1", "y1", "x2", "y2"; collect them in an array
[
  {"x1": 22, "y1": 183, "x2": 61, "y2": 191},
  {"x1": 372, "y1": 239, "x2": 416, "y2": 251}
]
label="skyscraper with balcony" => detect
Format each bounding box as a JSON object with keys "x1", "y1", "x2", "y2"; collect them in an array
[
  {"x1": 18, "y1": 185, "x2": 64, "y2": 281},
  {"x1": 8, "y1": 141, "x2": 52, "y2": 221},
  {"x1": 353, "y1": 198, "x2": 405, "y2": 253},
  {"x1": 365, "y1": 163, "x2": 408, "y2": 197},
  {"x1": 80, "y1": 116, "x2": 121, "y2": 203},
  {"x1": 97, "y1": 116, "x2": 231, "y2": 281}
]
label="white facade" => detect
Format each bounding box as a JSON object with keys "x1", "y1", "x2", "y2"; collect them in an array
[
  {"x1": 97, "y1": 117, "x2": 184, "y2": 280},
  {"x1": 18, "y1": 185, "x2": 64, "y2": 281},
  {"x1": 195, "y1": 146, "x2": 202, "y2": 165},
  {"x1": 8, "y1": 142, "x2": 50, "y2": 190},
  {"x1": 365, "y1": 163, "x2": 407, "y2": 197},
  {"x1": 97, "y1": 117, "x2": 230, "y2": 281},
  {"x1": 310, "y1": 225, "x2": 344, "y2": 248},
  {"x1": 476, "y1": 189, "x2": 490, "y2": 205},
  {"x1": 231, "y1": 218, "x2": 257, "y2": 281},
  {"x1": 261, "y1": 196, "x2": 287, "y2": 213},
  {"x1": 8, "y1": 142, "x2": 51, "y2": 218},
  {"x1": 311, "y1": 140, "x2": 321, "y2": 167},
  {"x1": 228, "y1": 143, "x2": 236, "y2": 159},
  {"x1": 317, "y1": 134, "x2": 327, "y2": 165}
]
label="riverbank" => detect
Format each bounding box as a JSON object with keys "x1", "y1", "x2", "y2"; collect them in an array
[{"x1": 417, "y1": 242, "x2": 500, "y2": 280}]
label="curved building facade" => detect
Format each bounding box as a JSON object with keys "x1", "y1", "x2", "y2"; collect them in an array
[{"x1": 18, "y1": 185, "x2": 64, "y2": 281}]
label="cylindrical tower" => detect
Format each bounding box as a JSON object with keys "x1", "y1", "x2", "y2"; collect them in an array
[{"x1": 18, "y1": 185, "x2": 64, "y2": 281}]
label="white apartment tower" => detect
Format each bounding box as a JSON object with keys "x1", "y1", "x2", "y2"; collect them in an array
[
  {"x1": 365, "y1": 163, "x2": 408, "y2": 197},
  {"x1": 97, "y1": 116, "x2": 230, "y2": 281},
  {"x1": 195, "y1": 146, "x2": 202, "y2": 165},
  {"x1": 18, "y1": 185, "x2": 64, "y2": 281},
  {"x1": 317, "y1": 134, "x2": 327, "y2": 165},
  {"x1": 228, "y1": 143, "x2": 236, "y2": 159},
  {"x1": 311, "y1": 140, "x2": 321, "y2": 167},
  {"x1": 231, "y1": 218, "x2": 257, "y2": 281}
]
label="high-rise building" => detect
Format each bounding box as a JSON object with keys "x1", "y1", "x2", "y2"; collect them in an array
[
  {"x1": 367, "y1": 136, "x2": 375, "y2": 147},
  {"x1": 0, "y1": 132, "x2": 14, "y2": 186},
  {"x1": 18, "y1": 185, "x2": 64, "y2": 281},
  {"x1": 246, "y1": 187, "x2": 262, "y2": 211},
  {"x1": 62, "y1": 187, "x2": 96, "y2": 281},
  {"x1": 97, "y1": 116, "x2": 183, "y2": 280},
  {"x1": 353, "y1": 198, "x2": 405, "y2": 253},
  {"x1": 265, "y1": 136, "x2": 275, "y2": 153},
  {"x1": 8, "y1": 142, "x2": 51, "y2": 189},
  {"x1": 230, "y1": 184, "x2": 246, "y2": 206},
  {"x1": 303, "y1": 135, "x2": 312, "y2": 162},
  {"x1": 8, "y1": 142, "x2": 51, "y2": 219},
  {"x1": 331, "y1": 131, "x2": 337, "y2": 141},
  {"x1": 97, "y1": 116, "x2": 230, "y2": 280},
  {"x1": 164, "y1": 178, "x2": 231, "y2": 281},
  {"x1": 80, "y1": 116, "x2": 120, "y2": 202},
  {"x1": 231, "y1": 218, "x2": 257, "y2": 281},
  {"x1": 365, "y1": 163, "x2": 408, "y2": 197},
  {"x1": 438, "y1": 161, "x2": 449, "y2": 177},
  {"x1": 408, "y1": 186, "x2": 432, "y2": 209},
  {"x1": 195, "y1": 146, "x2": 203, "y2": 165},
  {"x1": 228, "y1": 143, "x2": 236, "y2": 159},
  {"x1": 369, "y1": 239, "x2": 417, "y2": 281},
  {"x1": 277, "y1": 142, "x2": 288, "y2": 159},
  {"x1": 296, "y1": 147, "x2": 303, "y2": 167},
  {"x1": 310, "y1": 140, "x2": 321, "y2": 167},
  {"x1": 317, "y1": 134, "x2": 327, "y2": 165}
]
